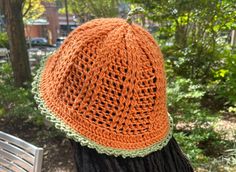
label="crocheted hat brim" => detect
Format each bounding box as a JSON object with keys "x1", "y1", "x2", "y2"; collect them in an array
[{"x1": 32, "y1": 55, "x2": 173, "y2": 158}]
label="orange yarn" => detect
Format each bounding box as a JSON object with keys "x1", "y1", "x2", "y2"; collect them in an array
[{"x1": 38, "y1": 18, "x2": 171, "y2": 154}]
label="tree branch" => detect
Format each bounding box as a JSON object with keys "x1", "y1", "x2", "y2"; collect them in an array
[{"x1": 23, "y1": 0, "x2": 32, "y2": 17}]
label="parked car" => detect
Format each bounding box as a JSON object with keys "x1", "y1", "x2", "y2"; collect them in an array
[
  {"x1": 27, "y1": 37, "x2": 53, "y2": 49},
  {"x1": 31, "y1": 37, "x2": 48, "y2": 44},
  {"x1": 29, "y1": 37, "x2": 48, "y2": 45}
]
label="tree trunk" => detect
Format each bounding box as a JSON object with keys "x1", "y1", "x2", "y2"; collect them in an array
[{"x1": 0, "y1": 0, "x2": 31, "y2": 87}]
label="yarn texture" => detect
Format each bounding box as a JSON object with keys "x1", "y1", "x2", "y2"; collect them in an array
[{"x1": 32, "y1": 18, "x2": 173, "y2": 158}]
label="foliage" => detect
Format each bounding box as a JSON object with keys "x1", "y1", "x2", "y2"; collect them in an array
[
  {"x1": 0, "y1": 63, "x2": 43, "y2": 126},
  {"x1": 174, "y1": 132, "x2": 208, "y2": 166},
  {"x1": 23, "y1": 0, "x2": 45, "y2": 21},
  {"x1": 213, "y1": 50, "x2": 236, "y2": 106},
  {"x1": 0, "y1": 32, "x2": 9, "y2": 48},
  {"x1": 127, "y1": 0, "x2": 236, "y2": 83},
  {"x1": 167, "y1": 76, "x2": 211, "y2": 123},
  {"x1": 58, "y1": 0, "x2": 122, "y2": 21},
  {"x1": 22, "y1": 0, "x2": 54, "y2": 21}
]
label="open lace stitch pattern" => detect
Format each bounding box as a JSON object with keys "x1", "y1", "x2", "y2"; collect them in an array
[{"x1": 32, "y1": 18, "x2": 173, "y2": 158}]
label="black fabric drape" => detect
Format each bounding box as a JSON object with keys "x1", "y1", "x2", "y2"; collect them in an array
[{"x1": 70, "y1": 137, "x2": 194, "y2": 172}]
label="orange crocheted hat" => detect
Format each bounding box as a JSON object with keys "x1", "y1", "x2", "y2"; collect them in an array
[{"x1": 32, "y1": 18, "x2": 173, "y2": 158}]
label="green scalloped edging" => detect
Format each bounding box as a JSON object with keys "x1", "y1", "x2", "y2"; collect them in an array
[{"x1": 31, "y1": 55, "x2": 174, "y2": 158}]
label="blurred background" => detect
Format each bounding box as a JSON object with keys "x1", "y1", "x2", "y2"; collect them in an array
[{"x1": 0, "y1": 0, "x2": 236, "y2": 171}]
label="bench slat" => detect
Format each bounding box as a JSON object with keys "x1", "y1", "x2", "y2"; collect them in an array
[
  {"x1": 0, "y1": 159, "x2": 11, "y2": 172},
  {"x1": 0, "y1": 157, "x2": 27, "y2": 172},
  {"x1": 0, "y1": 132, "x2": 37, "y2": 155},
  {"x1": 0, "y1": 140, "x2": 35, "y2": 164},
  {"x1": 0, "y1": 149, "x2": 33, "y2": 171}
]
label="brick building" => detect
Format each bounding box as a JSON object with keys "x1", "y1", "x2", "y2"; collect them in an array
[{"x1": 25, "y1": 2, "x2": 76, "y2": 45}]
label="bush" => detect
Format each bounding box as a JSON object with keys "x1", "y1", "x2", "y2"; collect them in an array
[
  {"x1": 0, "y1": 63, "x2": 43, "y2": 126},
  {"x1": 213, "y1": 49, "x2": 236, "y2": 110},
  {"x1": 174, "y1": 132, "x2": 209, "y2": 166},
  {"x1": 167, "y1": 76, "x2": 216, "y2": 124},
  {"x1": 0, "y1": 32, "x2": 9, "y2": 48}
]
